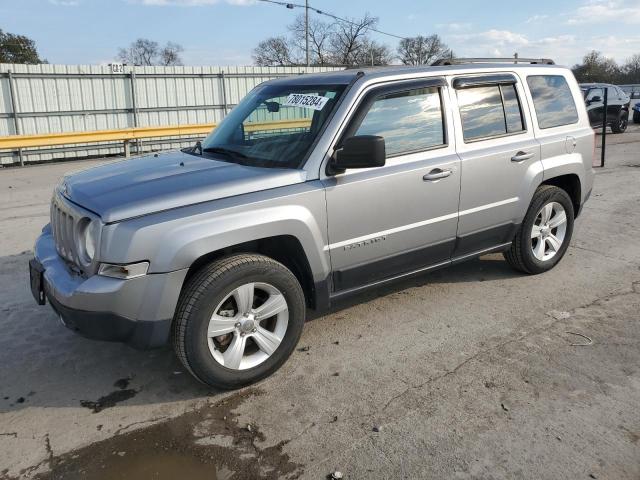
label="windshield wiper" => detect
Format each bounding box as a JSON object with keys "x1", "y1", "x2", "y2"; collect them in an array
[{"x1": 202, "y1": 146, "x2": 249, "y2": 160}]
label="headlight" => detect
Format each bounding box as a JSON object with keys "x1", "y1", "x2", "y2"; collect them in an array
[
  {"x1": 98, "y1": 262, "x2": 149, "y2": 279},
  {"x1": 78, "y1": 218, "x2": 99, "y2": 265}
]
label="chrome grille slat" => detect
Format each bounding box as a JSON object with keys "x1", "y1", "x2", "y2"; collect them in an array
[
  {"x1": 60, "y1": 211, "x2": 67, "y2": 258},
  {"x1": 65, "y1": 213, "x2": 74, "y2": 263},
  {"x1": 50, "y1": 194, "x2": 89, "y2": 269}
]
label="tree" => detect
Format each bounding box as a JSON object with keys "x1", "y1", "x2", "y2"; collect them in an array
[
  {"x1": 159, "y1": 42, "x2": 184, "y2": 66},
  {"x1": 117, "y1": 38, "x2": 183, "y2": 66},
  {"x1": 252, "y1": 36, "x2": 296, "y2": 66},
  {"x1": 571, "y1": 50, "x2": 621, "y2": 83},
  {"x1": 252, "y1": 12, "x2": 392, "y2": 67},
  {"x1": 329, "y1": 13, "x2": 379, "y2": 66},
  {"x1": 352, "y1": 39, "x2": 393, "y2": 66},
  {"x1": 289, "y1": 14, "x2": 333, "y2": 65},
  {"x1": 397, "y1": 34, "x2": 452, "y2": 66},
  {"x1": 621, "y1": 54, "x2": 640, "y2": 84},
  {"x1": 0, "y1": 29, "x2": 45, "y2": 64}
]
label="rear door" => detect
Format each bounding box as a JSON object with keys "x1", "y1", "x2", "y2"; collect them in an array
[{"x1": 449, "y1": 73, "x2": 543, "y2": 257}]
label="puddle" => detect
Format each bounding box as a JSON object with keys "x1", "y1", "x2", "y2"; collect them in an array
[
  {"x1": 32, "y1": 389, "x2": 302, "y2": 480},
  {"x1": 47, "y1": 450, "x2": 232, "y2": 480}
]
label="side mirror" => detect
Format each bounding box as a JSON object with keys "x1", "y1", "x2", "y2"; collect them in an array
[
  {"x1": 589, "y1": 95, "x2": 602, "y2": 104},
  {"x1": 332, "y1": 135, "x2": 385, "y2": 171}
]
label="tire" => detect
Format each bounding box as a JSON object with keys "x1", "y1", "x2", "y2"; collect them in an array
[
  {"x1": 633, "y1": 111, "x2": 640, "y2": 124},
  {"x1": 611, "y1": 110, "x2": 628, "y2": 133},
  {"x1": 504, "y1": 185, "x2": 574, "y2": 274},
  {"x1": 172, "y1": 254, "x2": 306, "y2": 389}
]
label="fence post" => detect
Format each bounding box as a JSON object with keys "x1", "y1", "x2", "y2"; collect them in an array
[
  {"x1": 601, "y1": 87, "x2": 608, "y2": 168},
  {"x1": 220, "y1": 70, "x2": 228, "y2": 116},
  {"x1": 7, "y1": 70, "x2": 24, "y2": 166},
  {"x1": 129, "y1": 70, "x2": 140, "y2": 155}
]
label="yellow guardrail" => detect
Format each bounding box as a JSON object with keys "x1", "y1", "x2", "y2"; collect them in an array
[{"x1": 0, "y1": 119, "x2": 312, "y2": 150}]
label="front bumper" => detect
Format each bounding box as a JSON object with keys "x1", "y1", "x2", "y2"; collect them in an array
[{"x1": 32, "y1": 225, "x2": 188, "y2": 349}]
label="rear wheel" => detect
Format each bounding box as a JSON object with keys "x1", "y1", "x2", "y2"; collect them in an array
[
  {"x1": 172, "y1": 254, "x2": 306, "y2": 389},
  {"x1": 611, "y1": 111, "x2": 628, "y2": 133},
  {"x1": 504, "y1": 185, "x2": 574, "y2": 274}
]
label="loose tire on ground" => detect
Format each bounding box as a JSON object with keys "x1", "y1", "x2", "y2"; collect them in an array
[
  {"x1": 504, "y1": 185, "x2": 575, "y2": 275},
  {"x1": 172, "y1": 253, "x2": 306, "y2": 389}
]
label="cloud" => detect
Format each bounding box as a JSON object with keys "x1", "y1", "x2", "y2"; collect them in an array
[
  {"x1": 525, "y1": 14, "x2": 549, "y2": 24},
  {"x1": 436, "y1": 22, "x2": 472, "y2": 32},
  {"x1": 567, "y1": 0, "x2": 640, "y2": 25},
  {"x1": 49, "y1": 0, "x2": 80, "y2": 5},
  {"x1": 447, "y1": 30, "x2": 584, "y2": 65}
]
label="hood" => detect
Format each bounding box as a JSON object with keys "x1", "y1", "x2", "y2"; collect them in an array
[{"x1": 63, "y1": 150, "x2": 307, "y2": 223}]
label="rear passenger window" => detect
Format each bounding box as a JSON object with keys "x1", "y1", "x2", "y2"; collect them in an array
[
  {"x1": 527, "y1": 75, "x2": 579, "y2": 129},
  {"x1": 457, "y1": 84, "x2": 525, "y2": 141},
  {"x1": 355, "y1": 87, "x2": 444, "y2": 156}
]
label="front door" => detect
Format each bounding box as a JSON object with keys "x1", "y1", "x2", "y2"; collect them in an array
[
  {"x1": 322, "y1": 80, "x2": 461, "y2": 294},
  {"x1": 585, "y1": 87, "x2": 604, "y2": 126}
]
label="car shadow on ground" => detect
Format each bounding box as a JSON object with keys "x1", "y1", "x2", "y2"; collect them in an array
[
  {"x1": 312, "y1": 252, "x2": 521, "y2": 319},
  {"x1": 0, "y1": 251, "x2": 520, "y2": 413}
]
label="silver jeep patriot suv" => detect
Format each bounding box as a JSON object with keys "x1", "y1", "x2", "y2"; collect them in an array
[{"x1": 30, "y1": 59, "x2": 595, "y2": 389}]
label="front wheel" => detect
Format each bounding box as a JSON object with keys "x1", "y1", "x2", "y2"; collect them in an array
[
  {"x1": 633, "y1": 111, "x2": 640, "y2": 124},
  {"x1": 172, "y1": 254, "x2": 306, "y2": 389},
  {"x1": 504, "y1": 185, "x2": 574, "y2": 274}
]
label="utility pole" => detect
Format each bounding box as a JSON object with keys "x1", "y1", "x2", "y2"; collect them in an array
[{"x1": 305, "y1": 0, "x2": 310, "y2": 67}]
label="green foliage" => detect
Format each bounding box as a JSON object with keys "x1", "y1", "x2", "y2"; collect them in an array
[{"x1": 0, "y1": 29, "x2": 44, "y2": 64}]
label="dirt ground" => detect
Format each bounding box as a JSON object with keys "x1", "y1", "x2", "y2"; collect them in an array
[{"x1": 1, "y1": 125, "x2": 639, "y2": 479}]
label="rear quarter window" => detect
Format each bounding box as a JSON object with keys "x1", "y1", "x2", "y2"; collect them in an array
[{"x1": 527, "y1": 75, "x2": 579, "y2": 129}]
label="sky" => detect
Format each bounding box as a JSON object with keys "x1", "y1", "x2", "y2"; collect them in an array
[{"x1": 1, "y1": 0, "x2": 640, "y2": 67}]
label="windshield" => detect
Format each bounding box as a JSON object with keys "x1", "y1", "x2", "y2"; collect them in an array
[{"x1": 200, "y1": 83, "x2": 346, "y2": 169}]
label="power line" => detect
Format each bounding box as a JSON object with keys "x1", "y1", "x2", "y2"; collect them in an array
[{"x1": 256, "y1": 0, "x2": 408, "y2": 40}]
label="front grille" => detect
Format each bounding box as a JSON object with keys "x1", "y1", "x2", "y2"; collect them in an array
[{"x1": 50, "y1": 195, "x2": 81, "y2": 267}]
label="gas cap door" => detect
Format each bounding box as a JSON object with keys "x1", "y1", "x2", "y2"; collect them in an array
[{"x1": 565, "y1": 135, "x2": 577, "y2": 154}]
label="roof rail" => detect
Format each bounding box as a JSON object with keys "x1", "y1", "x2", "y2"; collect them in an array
[{"x1": 432, "y1": 57, "x2": 555, "y2": 66}]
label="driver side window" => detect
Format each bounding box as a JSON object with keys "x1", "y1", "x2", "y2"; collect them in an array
[{"x1": 354, "y1": 87, "x2": 445, "y2": 157}]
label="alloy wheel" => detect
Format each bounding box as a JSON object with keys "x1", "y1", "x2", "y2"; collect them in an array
[
  {"x1": 207, "y1": 282, "x2": 289, "y2": 370},
  {"x1": 531, "y1": 201, "x2": 567, "y2": 262}
]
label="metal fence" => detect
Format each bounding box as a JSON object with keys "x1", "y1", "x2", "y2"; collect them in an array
[{"x1": 0, "y1": 64, "x2": 343, "y2": 165}]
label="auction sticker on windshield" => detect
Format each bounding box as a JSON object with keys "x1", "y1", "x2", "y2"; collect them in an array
[{"x1": 283, "y1": 93, "x2": 329, "y2": 111}]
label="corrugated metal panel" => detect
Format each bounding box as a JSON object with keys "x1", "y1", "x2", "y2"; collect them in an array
[{"x1": 0, "y1": 63, "x2": 344, "y2": 165}]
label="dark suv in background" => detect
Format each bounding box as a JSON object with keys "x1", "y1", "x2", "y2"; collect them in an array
[{"x1": 580, "y1": 83, "x2": 630, "y2": 133}]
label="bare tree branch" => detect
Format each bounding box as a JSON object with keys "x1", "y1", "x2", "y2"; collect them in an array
[
  {"x1": 289, "y1": 14, "x2": 332, "y2": 65},
  {"x1": 117, "y1": 38, "x2": 183, "y2": 66},
  {"x1": 160, "y1": 42, "x2": 184, "y2": 66},
  {"x1": 329, "y1": 13, "x2": 378, "y2": 66},
  {"x1": 252, "y1": 36, "x2": 296, "y2": 66},
  {"x1": 397, "y1": 35, "x2": 452, "y2": 66}
]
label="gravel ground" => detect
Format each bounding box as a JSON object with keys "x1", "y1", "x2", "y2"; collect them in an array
[{"x1": 1, "y1": 125, "x2": 639, "y2": 479}]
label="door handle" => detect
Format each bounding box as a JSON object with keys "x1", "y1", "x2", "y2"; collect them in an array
[
  {"x1": 423, "y1": 168, "x2": 452, "y2": 181},
  {"x1": 511, "y1": 151, "x2": 534, "y2": 162}
]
